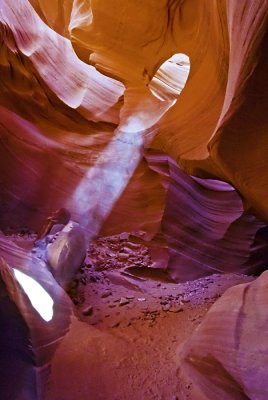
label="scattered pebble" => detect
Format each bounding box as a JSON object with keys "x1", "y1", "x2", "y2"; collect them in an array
[
  {"x1": 169, "y1": 307, "x2": 183, "y2": 313},
  {"x1": 82, "y1": 305, "x2": 93, "y2": 316},
  {"x1": 162, "y1": 304, "x2": 171, "y2": 312},
  {"x1": 111, "y1": 321, "x2": 120, "y2": 328},
  {"x1": 119, "y1": 232, "x2": 129, "y2": 241},
  {"x1": 101, "y1": 290, "x2": 112, "y2": 298},
  {"x1": 160, "y1": 300, "x2": 168, "y2": 305},
  {"x1": 181, "y1": 299, "x2": 190, "y2": 304},
  {"x1": 119, "y1": 297, "x2": 130, "y2": 306}
]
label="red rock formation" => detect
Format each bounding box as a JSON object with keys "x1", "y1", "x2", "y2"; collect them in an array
[
  {"x1": 0, "y1": 1, "x2": 267, "y2": 397},
  {"x1": 146, "y1": 150, "x2": 268, "y2": 281},
  {"x1": 0, "y1": 0, "x2": 266, "y2": 232},
  {"x1": 0, "y1": 234, "x2": 72, "y2": 399},
  {"x1": 178, "y1": 270, "x2": 268, "y2": 400}
]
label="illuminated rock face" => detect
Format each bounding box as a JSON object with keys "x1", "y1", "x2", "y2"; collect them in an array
[
  {"x1": 0, "y1": 234, "x2": 72, "y2": 399},
  {"x1": 146, "y1": 151, "x2": 268, "y2": 282},
  {"x1": 0, "y1": 0, "x2": 267, "y2": 272},
  {"x1": 178, "y1": 270, "x2": 268, "y2": 400},
  {"x1": 0, "y1": 0, "x2": 267, "y2": 271},
  {"x1": 46, "y1": 224, "x2": 87, "y2": 287},
  {"x1": 0, "y1": 1, "x2": 268, "y2": 398}
]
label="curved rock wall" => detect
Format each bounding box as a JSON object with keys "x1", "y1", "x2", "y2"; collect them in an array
[
  {"x1": 0, "y1": 234, "x2": 72, "y2": 399},
  {"x1": 0, "y1": 0, "x2": 267, "y2": 277},
  {"x1": 146, "y1": 151, "x2": 268, "y2": 281},
  {"x1": 0, "y1": 2, "x2": 268, "y2": 398},
  {"x1": 178, "y1": 270, "x2": 268, "y2": 399}
]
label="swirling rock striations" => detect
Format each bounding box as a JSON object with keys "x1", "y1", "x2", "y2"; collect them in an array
[
  {"x1": 146, "y1": 151, "x2": 268, "y2": 282},
  {"x1": 0, "y1": 1, "x2": 268, "y2": 398},
  {"x1": 0, "y1": 0, "x2": 267, "y2": 234},
  {"x1": 0, "y1": 234, "x2": 72, "y2": 399},
  {"x1": 178, "y1": 270, "x2": 268, "y2": 400}
]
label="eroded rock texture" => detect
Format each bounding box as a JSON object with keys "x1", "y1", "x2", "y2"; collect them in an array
[
  {"x1": 1, "y1": 0, "x2": 267, "y2": 278},
  {"x1": 146, "y1": 151, "x2": 268, "y2": 282},
  {"x1": 0, "y1": 234, "x2": 72, "y2": 399},
  {"x1": 0, "y1": 0, "x2": 268, "y2": 398},
  {"x1": 178, "y1": 270, "x2": 268, "y2": 400}
]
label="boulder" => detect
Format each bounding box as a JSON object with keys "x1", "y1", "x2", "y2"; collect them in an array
[{"x1": 46, "y1": 225, "x2": 87, "y2": 287}]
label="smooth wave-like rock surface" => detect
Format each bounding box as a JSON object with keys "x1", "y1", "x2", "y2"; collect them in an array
[
  {"x1": 146, "y1": 151, "x2": 268, "y2": 282},
  {"x1": 0, "y1": 235, "x2": 72, "y2": 399},
  {"x1": 178, "y1": 270, "x2": 268, "y2": 399},
  {"x1": 0, "y1": 0, "x2": 267, "y2": 278},
  {"x1": 0, "y1": 0, "x2": 268, "y2": 399},
  {"x1": 0, "y1": 0, "x2": 267, "y2": 234}
]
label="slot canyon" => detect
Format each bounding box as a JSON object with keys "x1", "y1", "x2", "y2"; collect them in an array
[{"x1": 0, "y1": 0, "x2": 268, "y2": 399}]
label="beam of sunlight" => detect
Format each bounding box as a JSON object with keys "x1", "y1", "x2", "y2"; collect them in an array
[
  {"x1": 67, "y1": 127, "x2": 144, "y2": 239},
  {"x1": 13, "y1": 268, "x2": 54, "y2": 322},
  {"x1": 67, "y1": 54, "x2": 190, "y2": 240}
]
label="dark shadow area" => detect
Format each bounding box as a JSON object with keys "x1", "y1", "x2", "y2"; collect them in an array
[{"x1": 0, "y1": 277, "x2": 37, "y2": 400}]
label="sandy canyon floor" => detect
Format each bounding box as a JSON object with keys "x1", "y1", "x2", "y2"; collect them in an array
[
  {"x1": 46, "y1": 233, "x2": 252, "y2": 400},
  {"x1": 6, "y1": 231, "x2": 253, "y2": 400}
]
